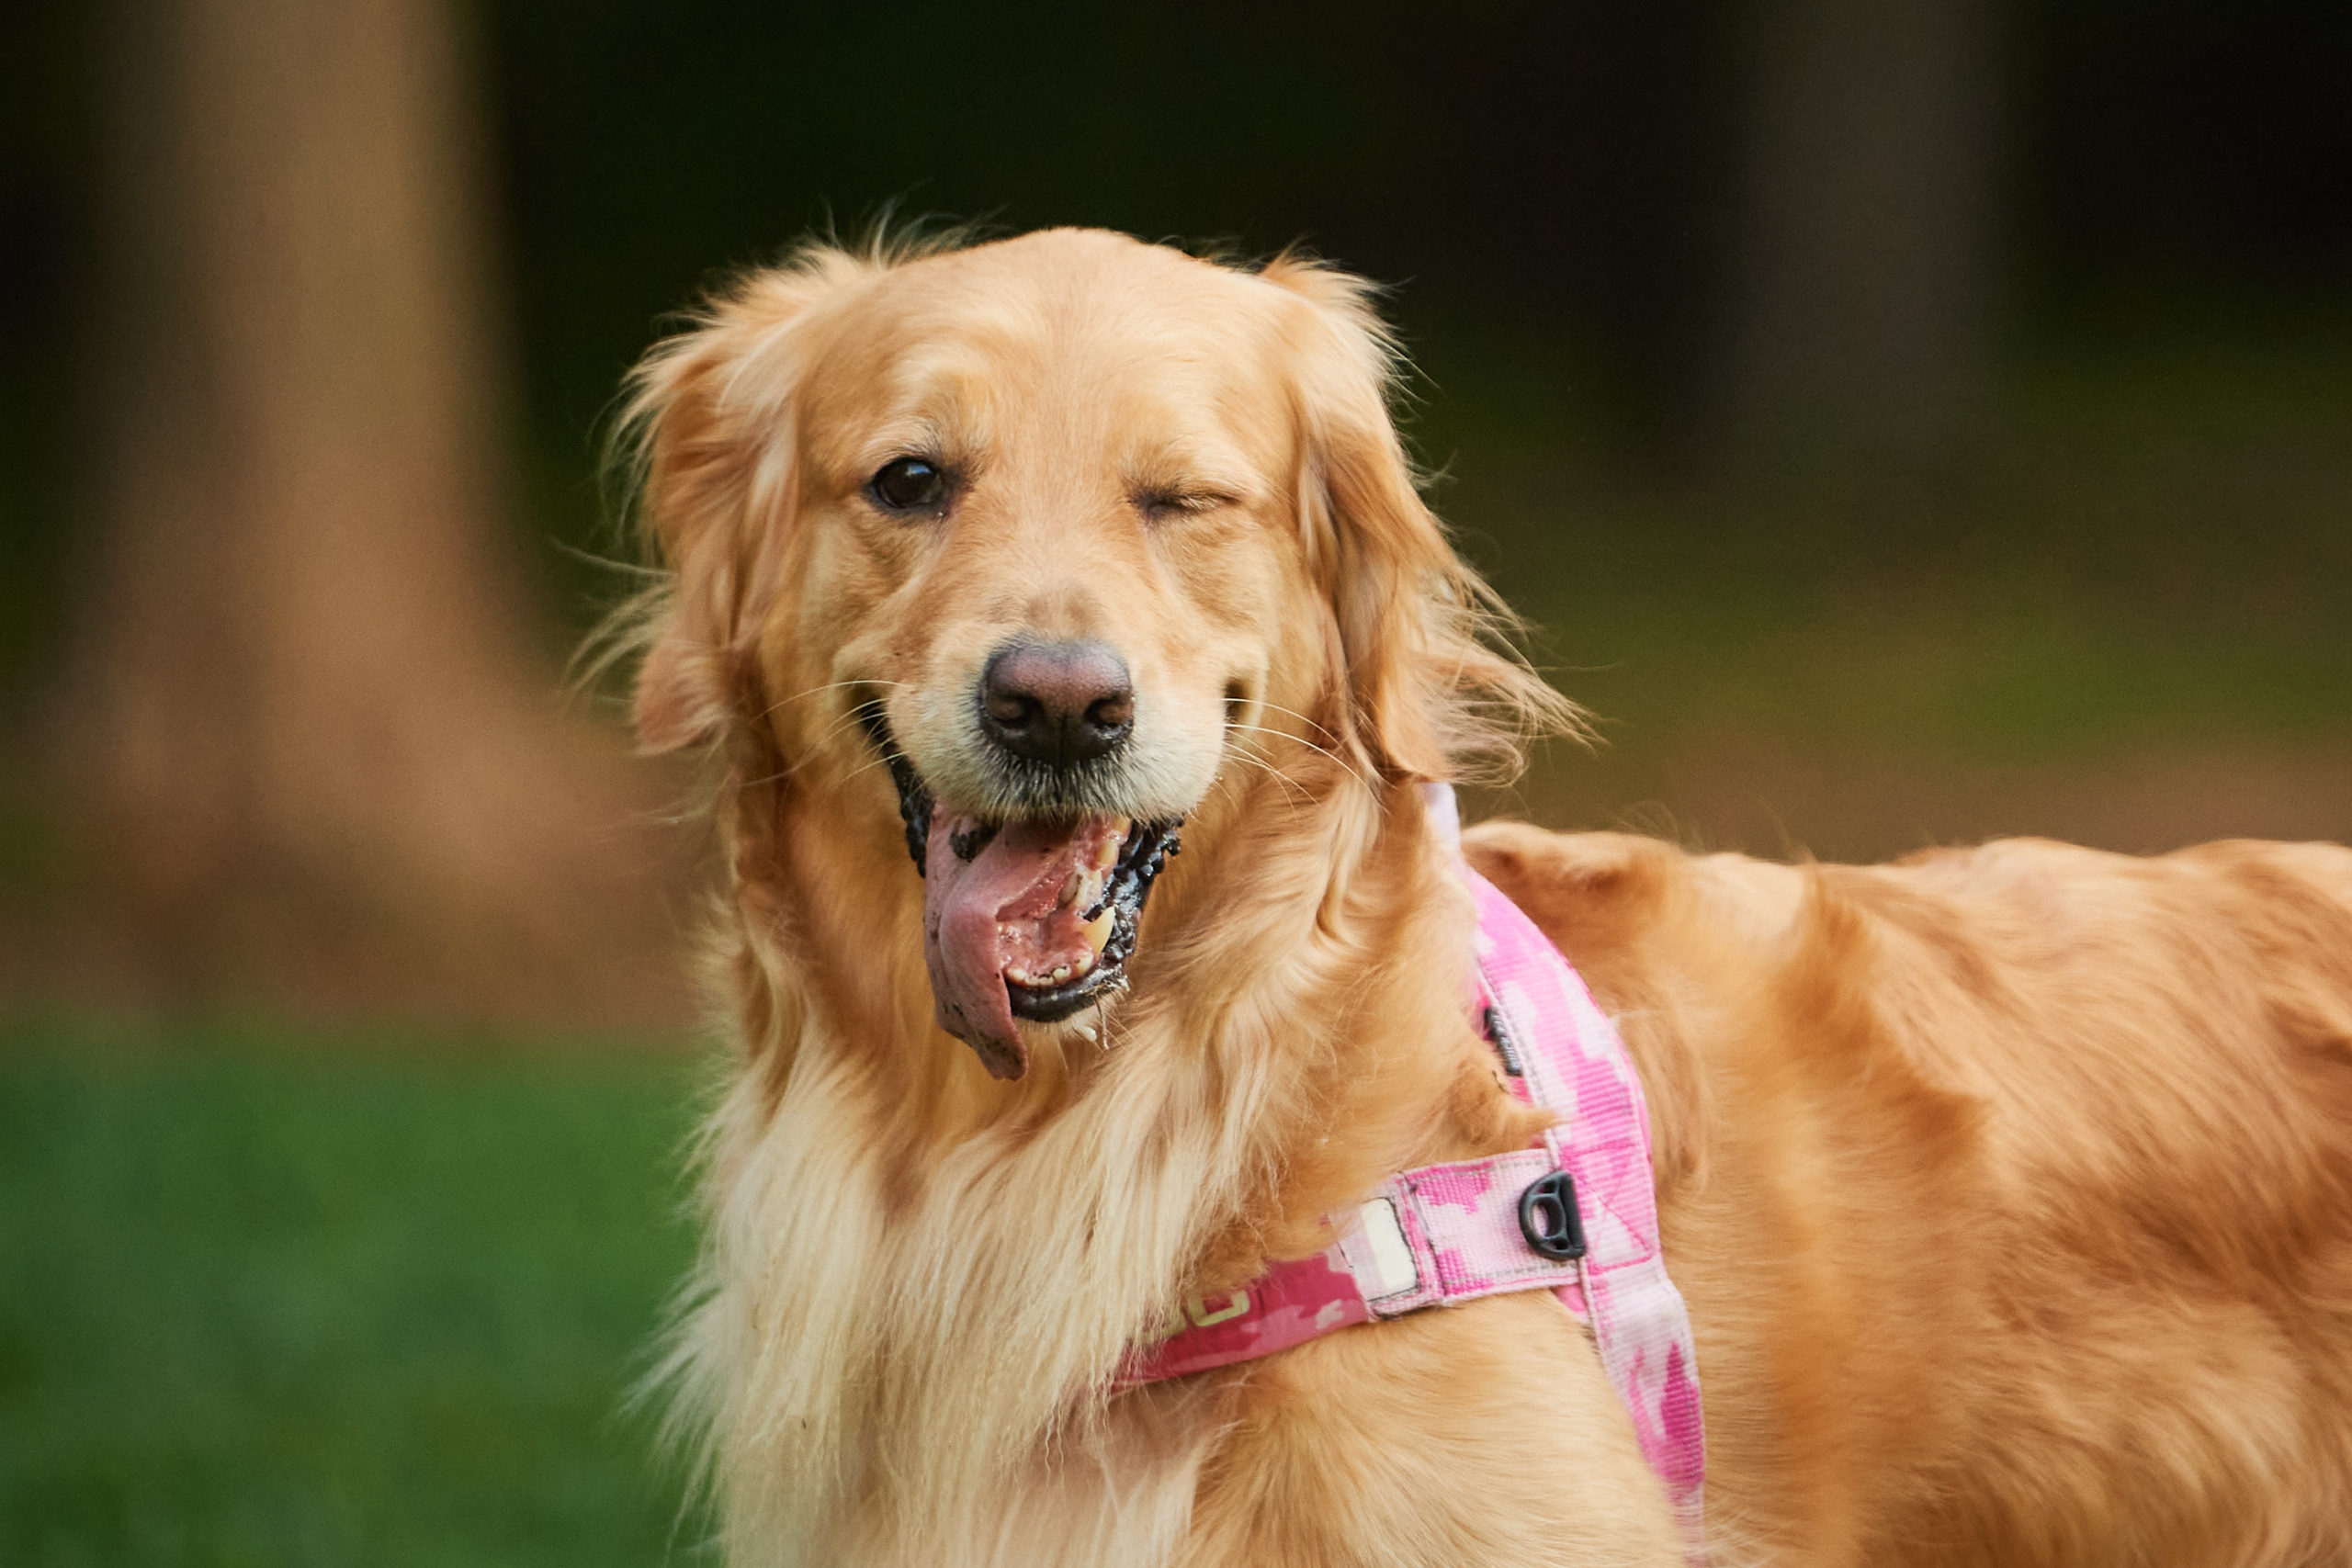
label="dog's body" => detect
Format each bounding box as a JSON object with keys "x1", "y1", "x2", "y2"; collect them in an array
[
  {"x1": 623, "y1": 228, "x2": 2352, "y2": 1565},
  {"x1": 1479, "y1": 825, "x2": 2352, "y2": 1566}
]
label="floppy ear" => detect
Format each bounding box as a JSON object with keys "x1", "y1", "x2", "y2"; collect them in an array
[
  {"x1": 1262, "y1": 255, "x2": 1574, "y2": 782},
  {"x1": 619, "y1": 250, "x2": 877, "y2": 753}
]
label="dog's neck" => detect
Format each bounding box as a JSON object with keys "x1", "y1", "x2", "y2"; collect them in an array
[{"x1": 685, "y1": 740, "x2": 1538, "y2": 1556}]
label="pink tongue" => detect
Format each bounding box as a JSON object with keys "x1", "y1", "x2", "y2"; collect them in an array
[{"x1": 922, "y1": 812, "x2": 1091, "y2": 1080}]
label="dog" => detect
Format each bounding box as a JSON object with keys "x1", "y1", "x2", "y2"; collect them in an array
[{"x1": 618, "y1": 227, "x2": 2352, "y2": 1565}]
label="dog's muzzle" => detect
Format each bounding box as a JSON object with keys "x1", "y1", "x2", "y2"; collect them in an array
[{"x1": 860, "y1": 701, "x2": 1179, "y2": 1080}]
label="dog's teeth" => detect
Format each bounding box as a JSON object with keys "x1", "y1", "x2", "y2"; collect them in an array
[
  {"x1": 1050, "y1": 964, "x2": 1072, "y2": 984},
  {"x1": 1081, "y1": 908, "x2": 1115, "y2": 953},
  {"x1": 1008, "y1": 965, "x2": 1032, "y2": 986},
  {"x1": 1071, "y1": 949, "x2": 1095, "y2": 978}
]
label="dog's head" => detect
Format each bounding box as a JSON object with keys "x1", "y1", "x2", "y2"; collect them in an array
[{"x1": 623, "y1": 229, "x2": 1566, "y2": 1079}]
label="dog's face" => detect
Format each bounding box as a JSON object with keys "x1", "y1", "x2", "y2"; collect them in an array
[
  {"x1": 794, "y1": 240, "x2": 1321, "y2": 1077},
  {"x1": 628, "y1": 230, "x2": 1535, "y2": 1078}
]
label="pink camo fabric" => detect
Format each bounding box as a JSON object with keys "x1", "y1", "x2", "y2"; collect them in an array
[
  {"x1": 1118, "y1": 1248, "x2": 1372, "y2": 1381},
  {"x1": 1118, "y1": 788, "x2": 1706, "y2": 1544},
  {"x1": 1464, "y1": 858, "x2": 1708, "y2": 1539}
]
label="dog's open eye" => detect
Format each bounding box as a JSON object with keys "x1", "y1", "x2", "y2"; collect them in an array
[{"x1": 868, "y1": 457, "x2": 951, "y2": 515}]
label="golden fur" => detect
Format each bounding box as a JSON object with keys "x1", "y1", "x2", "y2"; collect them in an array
[{"x1": 618, "y1": 227, "x2": 2352, "y2": 1565}]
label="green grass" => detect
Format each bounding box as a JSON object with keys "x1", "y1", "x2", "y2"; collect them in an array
[{"x1": 0, "y1": 1021, "x2": 707, "y2": 1568}]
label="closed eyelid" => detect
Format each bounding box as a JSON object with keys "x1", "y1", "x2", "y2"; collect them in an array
[
  {"x1": 1135, "y1": 487, "x2": 1233, "y2": 508},
  {"x1": 1126, "y1": 464, "x2": 1256, "y2": 506}
]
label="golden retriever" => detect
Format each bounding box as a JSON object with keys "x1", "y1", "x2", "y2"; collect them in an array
[{"x1": 618, "y1": 227, "x2": 2352, "y2": 1566}]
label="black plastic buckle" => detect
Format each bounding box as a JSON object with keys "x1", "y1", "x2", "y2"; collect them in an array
[{"x1": 1518, "y1": 1170, "x2": 1588, "y2": 1261}]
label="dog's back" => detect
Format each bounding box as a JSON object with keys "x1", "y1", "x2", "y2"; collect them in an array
[{"x1": 1471, "y1": 824, "x2": 2352, "y2": 1566}]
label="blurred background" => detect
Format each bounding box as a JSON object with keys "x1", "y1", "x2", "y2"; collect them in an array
[{"x1": 2, "y1": 0, "x2": 2346, "y2": 1561}]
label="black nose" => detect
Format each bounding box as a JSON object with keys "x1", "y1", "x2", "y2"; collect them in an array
[{"x1": 978, "y1": 640, "x2": 1135, "y2": 769}]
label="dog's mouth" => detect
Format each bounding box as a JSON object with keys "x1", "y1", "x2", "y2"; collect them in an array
[{"x1": 866, "y1": 707, "x2": 1180, "y2": 1080}]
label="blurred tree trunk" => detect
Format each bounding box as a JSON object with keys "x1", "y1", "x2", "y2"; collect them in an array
[
  {"x1": 1716, "y1": 0, "x2": 2002, "y2": 451},
  {"x1": 67, "y1": 0, "x2": 687, "y2": 1023}
]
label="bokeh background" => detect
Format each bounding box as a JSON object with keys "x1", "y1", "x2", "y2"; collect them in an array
[{"x1": 4, "y1": 0, "x2": 2347, "y2": 1561}]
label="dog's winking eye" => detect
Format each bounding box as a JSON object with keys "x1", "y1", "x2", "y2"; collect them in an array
[
  {"x1": 1133, "y1": 487, "x2": 1230, "y2": 524},
  {"x1": 868, "y1": 457, "x2": 951, "y2": 515}
]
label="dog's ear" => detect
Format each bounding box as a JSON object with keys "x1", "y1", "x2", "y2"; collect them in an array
[
  {"x1": 1262, "y1": 255, "x2": 1570, "y2": 781},
  {"x1": 619, "y1": 251, "x2": 877, "y2": 753}
]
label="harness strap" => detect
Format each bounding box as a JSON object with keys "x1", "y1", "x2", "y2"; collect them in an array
[
  {"x1": 1117, "y1": 789, "x2": 1705, "y2": 1547},
  {"x1": 1467, "y1": 860, "x2": 1707, "y2": 1536}
]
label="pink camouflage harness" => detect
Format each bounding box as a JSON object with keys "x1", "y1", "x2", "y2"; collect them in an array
[{"x1": 1122, "y1": 786, "x2": 1707, "y2": 1541}]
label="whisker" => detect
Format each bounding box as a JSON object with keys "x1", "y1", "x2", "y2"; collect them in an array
[
  {"x1": 1220, "y1": 741, "x2": 1314, "y2": 809},
  {"x1": 729, "y1": 751, "x2": 889, "y2": 800},
  {"x1": 1250, "y1": 699, "x2": 1342, "y2": 745},
  {"x1": 733, "y1": 728, "x2": 893, "y2": 794},
  {"x1": 836, "y1": 752, "x2": 895, "y2": 789},
  {"x1": 1222, "y1": 721, "x2": 1373, "y2": 793},
  {"x1": 804, "y1": 704, "x2": 893, "y2": 755},
  {"x1": 729, "y1": 764, "x2": 797, "y2": 793},
  {"x1": 721, "y1": 730, "x2": 872, "y2": 796},
  {"x1": 752, "y1": 677, "x2": 914, "y2": 728}
]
